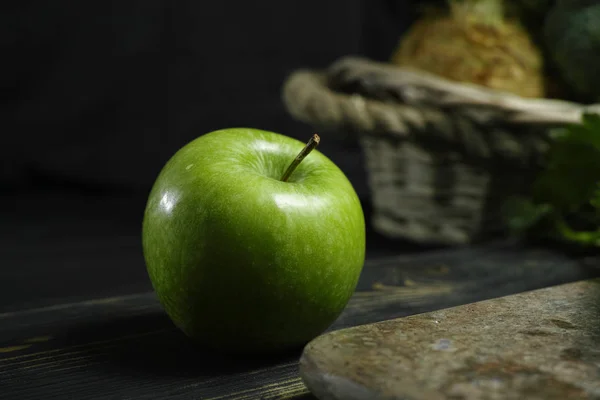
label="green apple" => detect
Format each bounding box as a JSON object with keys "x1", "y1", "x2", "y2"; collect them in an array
[{"x1": 142, "y1": 128, "x2": 365, "y2": 354}]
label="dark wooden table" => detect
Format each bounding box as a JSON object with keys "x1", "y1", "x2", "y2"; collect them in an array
[{"x1": 1, "y1": 188, "x2": 598, "y2": 399}]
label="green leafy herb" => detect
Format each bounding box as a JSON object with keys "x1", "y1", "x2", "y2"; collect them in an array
[{"x1": 504, "y1": 113, "x2": 600, "y2": 248}]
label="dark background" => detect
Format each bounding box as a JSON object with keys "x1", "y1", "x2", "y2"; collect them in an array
[{"x1": 2, "y1": 1, "x2": 418, "y2": 313}]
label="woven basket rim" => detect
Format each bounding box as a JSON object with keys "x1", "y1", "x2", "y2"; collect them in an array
[
  {"x1": 283, "y1": 56, "x2": 600, "y2": 129},
  {"x1": 332, "y1": 56, "x2": 594, "y2": 110}
]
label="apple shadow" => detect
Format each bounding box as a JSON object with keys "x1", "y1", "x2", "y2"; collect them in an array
[{"x1": 58, "y1": 311, "x2": 304, "y2": 380}]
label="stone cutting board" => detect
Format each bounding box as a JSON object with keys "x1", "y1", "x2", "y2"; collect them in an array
[{"x1": 301, "y1": 279, "x2": 600, "y2": 400}]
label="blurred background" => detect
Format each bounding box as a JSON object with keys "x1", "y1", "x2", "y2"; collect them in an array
[{"x1": 2, "y1": 1, "x2": 417, "y2": 312}]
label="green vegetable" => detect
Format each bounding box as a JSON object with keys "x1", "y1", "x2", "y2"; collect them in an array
[
  {"x1": 544, "y1": 1, "x2": 600, "y2": 102},
  {"x1": 504, "y1": 113, "x2": 600, "y2": 248}
]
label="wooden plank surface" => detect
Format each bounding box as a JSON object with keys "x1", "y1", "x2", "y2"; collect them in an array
[{"x1": 1, "y1": 243, "x2": 598, "y2": 399}]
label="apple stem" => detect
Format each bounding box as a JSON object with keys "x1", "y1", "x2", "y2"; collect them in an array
[{"x1": 280, "y1": 134, "x2": 321, "y2": 182}]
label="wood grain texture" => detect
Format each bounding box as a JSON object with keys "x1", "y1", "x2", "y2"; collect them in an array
[{"x1": 0, "y1": 243, "x2": 598, "y2": 399}]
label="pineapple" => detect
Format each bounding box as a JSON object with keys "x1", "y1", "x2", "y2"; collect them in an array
[{"x1": 391, "y1": 0, "x2": 546, "y2": 98}]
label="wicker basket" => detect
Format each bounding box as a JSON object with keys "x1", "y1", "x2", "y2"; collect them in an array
[{"x1": 282, "y1": 57, "x2": 600, "y2": 246}]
